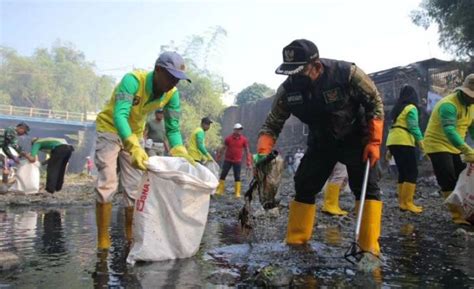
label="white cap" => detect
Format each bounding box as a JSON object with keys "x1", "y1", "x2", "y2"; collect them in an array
[{"x1": 233, "y1": 123, "x2": 243, "y2": 129}]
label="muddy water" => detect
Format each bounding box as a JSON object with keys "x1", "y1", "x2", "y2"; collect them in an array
[{"x1": 0, "y1": 202, "x2": 473, "y2": 288}]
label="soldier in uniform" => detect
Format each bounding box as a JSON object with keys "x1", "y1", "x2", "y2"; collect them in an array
[{"x1": 255, "y1": 39, "x2": 384, "y2": 256}]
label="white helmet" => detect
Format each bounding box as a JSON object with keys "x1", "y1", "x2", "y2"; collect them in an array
[{"x1": 233, "y1": 123, "x2": 243, "y2": 129}]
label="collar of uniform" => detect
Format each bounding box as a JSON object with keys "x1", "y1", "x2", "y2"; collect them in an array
[{"x1": 146, "y1": 71, "x2": 154, "y2": 96}]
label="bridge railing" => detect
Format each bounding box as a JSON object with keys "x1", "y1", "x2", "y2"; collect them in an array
[{"x1": 0, "y1": 104, "x2": 95, "y2": 122}]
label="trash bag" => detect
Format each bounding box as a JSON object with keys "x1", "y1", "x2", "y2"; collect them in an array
[
  {"x1": 10, "y1": 160, "x2": 40, "y2": 194},
  {"x1": 445, "y1": 163, "x2": 474, "y2": 223},
  {"x1": 258, "y1": 155, "x2": 284, "y2": 210},
  {"x1": 127, "y1": 156, "x2": 218, "y2": 265}
]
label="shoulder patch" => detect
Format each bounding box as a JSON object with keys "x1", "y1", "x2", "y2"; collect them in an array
[{"x1": 323, "y1": 88, "x2": 343, "y2": 104}]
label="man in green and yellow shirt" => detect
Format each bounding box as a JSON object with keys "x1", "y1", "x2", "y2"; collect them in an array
[
  {"x1": 188, "y1": 117, "x2": 214, "y2": 163},
  {"x1": 26, "y1": 137, "x2": 74, "y2": 194},
  {"x1": 425, "y1": 73, "x2": 474, "y2": 225},
  {"x1": 94, "y1": 51, "x2": 193, "y2": 250}
]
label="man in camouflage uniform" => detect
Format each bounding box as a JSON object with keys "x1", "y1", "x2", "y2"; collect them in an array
[
  {"x1": 0, "y1": 122, "x2": 30, "y2": 184},
  {"x1": 256, "y1": 39, "x2": 384, "y2": 256}
]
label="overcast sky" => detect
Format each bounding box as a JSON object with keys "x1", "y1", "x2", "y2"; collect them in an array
[{"x1": 1, "y1": 0, "x2": 451, "y2": 103}]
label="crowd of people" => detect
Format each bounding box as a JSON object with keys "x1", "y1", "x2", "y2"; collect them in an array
[{"x1": 1, "y1": 42, "x2": 472, "y2": 257}]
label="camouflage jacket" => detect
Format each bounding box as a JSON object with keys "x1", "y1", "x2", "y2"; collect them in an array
[
  {"x1": 0, "y1": 127, "x2": 21, "y2": 159},
  {"x1": 260, "y1": 59, "x2": 384, "y2": 147}
]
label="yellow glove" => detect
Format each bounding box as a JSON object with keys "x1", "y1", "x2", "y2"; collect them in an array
[
  {"x1": 170, "y1": 145, "x2": 196, "y2": 166},
  {"x1": 418, "y1": 140, "x2": 427, "y2": 158},
  {"x1": 459, "y1": 143, "x2": 474, "y2": 163},
  {"x1": 123, "y1": 134, "x2": 148, "y2": 170}
]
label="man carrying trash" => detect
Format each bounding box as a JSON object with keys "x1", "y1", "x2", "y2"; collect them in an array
[
  {"x1": 25, "y1": 137, "x2": 74, "y2": 194},
  {"x1": 0, "y1": 122, "x2": 30, "y2": 185},
  {"x1": 424, "y1": 73, "x2": 474, "y2": 225},
  {"x1": 256, "y1": 39, "x2": 384, "y2": 256},
  {"x1": 188, "y1": 117, "x2": 214, "y2": 163},
  {"x1": 94, "y1": 51, "x2": 193, "y2": 250},
  {"x1": 216, "y1": 123, "x2": 252, "y2": 198},
  {"x1": 144, "y1": 109, "x2": 169, "y2": 156}
]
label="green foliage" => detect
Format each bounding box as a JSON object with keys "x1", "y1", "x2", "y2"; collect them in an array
[
  {"x1": 0, "y1": 41, "x2": 115, "y2": 112},
  {"x1": 411, "y1": 0, "x2": 474, "y2": 60},
  {"x1": 235, "y1": 82, "x2": 274, "y2": 106}
]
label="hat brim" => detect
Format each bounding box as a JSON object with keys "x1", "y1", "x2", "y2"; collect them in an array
[
  {"x1": 456, "y1": 86, "x2": 474, "y2": 98},
  {"x1": 275, "y1": 63, "x2": 306, "y2": 75},
  {"x1": 163, "y1": 66, "x2": 192, "y2": 83}
]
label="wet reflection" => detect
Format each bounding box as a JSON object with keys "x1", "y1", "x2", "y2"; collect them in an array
[
  {"x1": 41, "y1": 210, "x2": 66, "y2": 255},
  {"x1": 324, "y1": 226, "x2": 343, "y2": 246}
]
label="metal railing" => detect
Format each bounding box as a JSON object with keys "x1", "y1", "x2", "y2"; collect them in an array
[{"x1": 0, "y1": 104, "x2": 96, "y2": 122}]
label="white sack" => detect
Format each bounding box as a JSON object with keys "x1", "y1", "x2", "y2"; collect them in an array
[
  {"x1": 445, "y1": 164, "x2": 474, "y2": 223},
  {"x1": 127, "y1": 156, "x2": 218, "y2": 265},
  {"x1": 10, "y1": 160, "x2": 40, "y2": 194}
]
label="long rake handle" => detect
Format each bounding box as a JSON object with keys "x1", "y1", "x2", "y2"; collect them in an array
[{"x1": 354, "y1": 160, "x2": 371, "y2": 242}]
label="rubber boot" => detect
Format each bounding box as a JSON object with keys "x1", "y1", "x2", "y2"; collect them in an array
[
  {"x1": 401, "y1": 182, "x2": 423, "y2": 213},
  {"x1": 234, "y1": 181, "x2": 241, "y2": 198},
  {"x1": 216, "y1": 180, "x2": 225, "y2": 195},
  {"x1": 286, "y1": 200, "x2": 316, "y2": 245},
  {"x1": 96, "y1": 202, "x2": 112, "y2": 250},
  {"x1": 321, "y1": 183, "x2": 348, "y2": 216},
  {"x1": 397, "y1": 183, "x2": 404, "y2": 209},
  {"x1": 357, "y1": 200, "x2": 382, "y2": 256},
  {"x1": 124, "y1": 206, "x2": 134, "y2": 243},
  {"x1": 443, "y1": 191, "x2": 470, "y2": 225}
]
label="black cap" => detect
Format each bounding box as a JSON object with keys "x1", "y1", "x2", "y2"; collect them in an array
[
  {"x1": 275, "y1": 39, "x2": 319, "y2": 75},
  {"x1": 17, "y1": 122, "x2": 30, "y2": 134},
  {"x1": 201, "y1": 117, "x2": 213, "y2": 124},
  {"x1": 155, "y1": 109, "x2": 164, "y2": 113}
]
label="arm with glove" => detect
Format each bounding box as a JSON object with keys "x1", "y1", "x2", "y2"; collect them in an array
[
  {"x1": 439, "y1": 103, "x2": 474, "y2": 162},
  {"x1": 350, "y1": 65, "x2": 385, "y2": 167},
  {"x1": 406, "y1": 106, "x2": 426, "y2": 155},
  {"x1": 113, "y1": 74, "x2": 149, "y2": 170},
  {"x1": 196, "y1": 129, "x2": 213, "y2": 162},
  {"x1": 163, "y1": 91, "x2": 195, "y2": 165}
]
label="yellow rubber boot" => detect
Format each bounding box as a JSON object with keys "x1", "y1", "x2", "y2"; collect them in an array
[
  {"x1": 286, "y1": 200, "x2": 316, "y2": 245},
  {"x1": 443, "y1": 191, "x2": 470, "y2": 225},
  {"x1": 234, "y1": 181, "x2": 241, "y2": 198},
  {"x1": 401, "y1": 182, "x2": 423, "y2": 213},
  {"x1": 357, "y1": 200, "x2": 382, "y2": 256},
  {"x1": 321, "y1": 183, "x2": 348, "y2": 216},
  {"x1": 96, "y1": 202, "x2": 112, "y2": 250},
  {"x1": 397, "y1": 183, "x2": 405, "y2": 210},
  {"x1": 216, "y1": 180, "x2": 225, "y2": 195},
  {"x1": 124, "y1": 206, "x2": 134, "y2": 243}
]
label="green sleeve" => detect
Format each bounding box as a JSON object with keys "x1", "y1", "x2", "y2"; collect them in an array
[
  {"x1": 196, "y1": 130, "x2": 208, "y2": 155},
  {"x1": 406, "y1": 107, "x2": 424, "y2": 141},
  {"x1": 31, "y1": 142, "x2": 42, "y2": 157},
  {"x1": 439, "y1": 103, "x2": 465, "y2": 147},
  {"x1": 113, "y1": 73, "x2": 139, "y2": 139},
  {"x1": 164, "y1": 90, "x2": 183, "y2": 148}
]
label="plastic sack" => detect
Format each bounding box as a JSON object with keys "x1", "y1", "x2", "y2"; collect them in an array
[
  {"x1": 127, "y1": 156, "x2": 218, "y2": 265},
  {"x1": 204, "y1": 160, "x2": 220, "y2": 179},
  {"x1": 445, "y1": 163, "x2": 474, "y2": 223},
  {"x1": 10, "y1": 160, "x2": 41, "y2": 194}
]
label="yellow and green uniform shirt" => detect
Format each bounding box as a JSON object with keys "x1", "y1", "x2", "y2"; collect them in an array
[
  {"x1": 424, "y1": 91, "x2": 474, "y2": 154},
  {"x1": 386, "y1": 104, "x2": 423, "y2": 147},
  {"x1": 31, "y1": 138, "x2": 68, "y2": 157},
  {"x1": 188, "y1": 127, "x2": 209, "y2": 161},
  {"x1": 96, "y1": 70, "x2": 183, "y2": 149}
]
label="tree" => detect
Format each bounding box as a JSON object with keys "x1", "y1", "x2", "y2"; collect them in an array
[
  {"x1": 234, "y1": 82, "x2": 274, "y2": 106},
  {"x1": 0, "y1": 41, "x2": 115, "y2": 112},
  {"x1": 411, "y1": 0, "x2": 474, "y2": 60}
]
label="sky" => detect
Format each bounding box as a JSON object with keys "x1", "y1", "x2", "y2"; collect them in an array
[{"x1": 0, "y1": 0, "x2": 451, "y2": 104}]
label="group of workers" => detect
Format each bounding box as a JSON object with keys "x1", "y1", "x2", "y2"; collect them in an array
[
  {"x1": 0, "y1": 39, "x2": 471, "y2": 260},
  {"x1": 0, "y1": 122, "x2": 74, "y2": 194}
]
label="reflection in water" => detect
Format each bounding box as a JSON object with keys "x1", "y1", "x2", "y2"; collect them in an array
[
  {"x1": 0, "y1": 207, "x2": 473, "y2": 288},
  {"x1": 41, "y1": 210, "x2": 66, "y2": 255}
]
